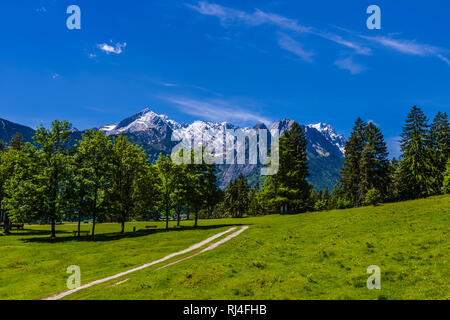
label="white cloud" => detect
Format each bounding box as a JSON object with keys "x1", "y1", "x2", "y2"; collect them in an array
[
  {"x1": 88, "y1": 53, "x2": 97, "y2": 58},
  {"x1": 334, "y1": 57, "x2": 366, "y2": 75},
  {"x1": 317, "y1": 32, "x2": 371, "y2": 55},
  {"x1": 361, "y1": 35, "x2": 440, "y2": 56},
  {"x1": 52, "y1": 73, "x2": 60, "y2": 79},
  {"x1": 97, "y1": 42, "x2": 127, "y2": 55},
  {"x1": 187, "y1": 1, "x2": 366, "y2": 55},
  {"x1": 437, "y1": 54, "x2": 450, "y2": 66},
  {"x1": 36, "y1": 7, "x2": 47, "y2": 13},
  {"x1": 278, "y1": 33, "x2": 314, "y2": 62},
  {"x1": 162, "y1": 96, "x2": 272, "y2": 125}
]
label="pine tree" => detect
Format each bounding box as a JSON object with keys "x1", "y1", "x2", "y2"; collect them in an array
[
  {"x1": 359, "y1": 122, "x2": 390, "y2": 202},
  {"x1": 399, "y1": 106, "x2": 433, "y2": 199},
  {"x1": 339, "y1": 118, "x2": 367, "y2": 206},
  {"x1": 248, "y1": 182, "x2": 262, "y2": 216},
  {"x1": 441, "y1": 158, "x2": 450, "y2": 194},
  {"x1": 274, "y1": 122, "x2": 311, "y2": 213},
  {"x1": 429, "y1": 112, "x2": 450, "y2": 194},
  {"x1": 235, "y1": 174, "x2": 249, "y2": 218}
]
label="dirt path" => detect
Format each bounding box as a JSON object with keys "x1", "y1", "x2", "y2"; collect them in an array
[
  {"x1": 43, "y1": 226, "x2": 247, "y2": 300},
  {"x1": 157, "y1": 226, "x2": 249, "y2": 270}
]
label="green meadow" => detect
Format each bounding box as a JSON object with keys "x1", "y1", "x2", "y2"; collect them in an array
[{"x1": 1, "y1": 195, "x2": 448, "y2": 300}]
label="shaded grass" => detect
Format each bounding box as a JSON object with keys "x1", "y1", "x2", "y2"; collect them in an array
[{"x1": 1, "y1": 195, "x2": 449, "y2": 300}]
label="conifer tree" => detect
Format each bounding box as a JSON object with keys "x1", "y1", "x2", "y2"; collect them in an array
[
  {"x1": 359, "y1": 122, "x2": 390, "y2": 202},
  {"x1": 275, "y1": 122, "x2": 311, "y2": 213},
  {"x1": 399, "y1": 106, "x2": 433, "y2": 199},
  {"x1": 429, "y1": 112, "x2": 450, "y2": 193},
  {"x1": 441, "y1": 158, "x2": 450, "y2": 194},
  {"x1": 339, "y1": 118, "x2": 367, "y2": 206}
]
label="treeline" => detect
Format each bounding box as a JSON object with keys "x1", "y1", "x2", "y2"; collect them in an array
[
  {"x1": 211, "y1": 106, "x2": 450, "y2": 216},
  {"x1": 0, "y1": 121, "x2": 221, "y2": 237},
  {"x1": 1, "y1": 106, "x2": 448, "y2": 237}
]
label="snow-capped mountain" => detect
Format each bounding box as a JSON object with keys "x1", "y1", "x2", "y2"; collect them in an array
[
  {"x1": 99, "y1": 108, "x2": 346, "y2": 190},
  {"x1": 100, "y1": 108, "x2": 345, "y2": 158},
  {"x1": 0, "y1": 108, "x2": 345, "y2": 190}
]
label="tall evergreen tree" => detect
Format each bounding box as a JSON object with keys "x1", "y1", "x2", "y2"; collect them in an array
[
  {"x1": 340, "y1": 118, "x2": 367, "y2": 207},
  {"x1": 441, "y1": 158, "x2": 450, "y2": 194},
  {"x1": 359, "y1": 122, "x2": 390, "y2": 202},
  {"x1": 399, "y1": 106, "x2": 433, "y2": 199},
  {"x1": 429, "y1": 111, "x2": 450, "y2": 194},
  {"x1": 275, "y1": 122, "x2": 311, "y2": 213}
]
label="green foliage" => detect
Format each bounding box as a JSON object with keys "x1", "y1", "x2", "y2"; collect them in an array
[
  {"x1": 365, "y1": 188, "x2": 382, "y2": 206},
  {"x1": 70, "y1": 129, "x2": 113, "y2": 235},
  {"x1": 399, "y1": 106, "x2": 434, "y2": 199},
  {"x1": 105, "y1": 135, "x2": 148, "y2": 233},
  {"x1": 442, "y1": 159, "x2": 450, "y2": 194},
  {"x1": 261, "y1": 122, "x2": 312, "y2": 214},
  {"x1": 339, "y1": 119, "x2": 390, "y2": 207},
  {"x1": 429, "y1": 112, "x2": 450, "y2": 194}
]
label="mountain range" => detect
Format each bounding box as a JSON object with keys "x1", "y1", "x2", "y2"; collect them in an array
[{"x1": 0, "y1": 109, "x2": 346, "y2": 190}]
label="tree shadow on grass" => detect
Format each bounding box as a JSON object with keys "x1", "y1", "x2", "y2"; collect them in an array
[
  {"x1": 8, "y1": 228, "x2": 72, "y2": 237},
  {"x1": 20, "y1": 223, "x2": 251, "y2": 244}
]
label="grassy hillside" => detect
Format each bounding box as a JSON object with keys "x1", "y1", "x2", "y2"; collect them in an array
[{"x1": 1, "y1": 195, "x2": 448, "y2": 300}]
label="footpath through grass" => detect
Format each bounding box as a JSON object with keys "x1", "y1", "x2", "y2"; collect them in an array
[{"x1": 1, "y1": 195, "x2": 449, "y2": 300}]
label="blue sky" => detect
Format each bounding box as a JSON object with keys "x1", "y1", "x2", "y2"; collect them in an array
[{"x1": 1, "y1": 1, "x2": 449, "y2": 157}]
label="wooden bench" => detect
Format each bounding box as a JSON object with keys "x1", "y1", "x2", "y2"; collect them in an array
[
  {"x1": 145, "y1": 225, "x2": 157, "y2": 229},
  {"x1": 73, "y1": 230, "x2": 90, "y2": 236},
  {"x1": 10, "y1": 223, "x2": 24, "y2": 230}
]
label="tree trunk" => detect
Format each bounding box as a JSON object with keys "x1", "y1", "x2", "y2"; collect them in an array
[
  {"x1": 92, "y1": 189, "x2": 98, "y2": 237},
  {"x1": 51, "y1": 217, "x2": 56, "y2": 238},
  {"x1": 77, "y1": 213, "x2": 81, "y2": 237},
  {"x1": 165, "y1": 204, "x2": 169, "y2": 230},
  {"x1": 177, "y1": 211, "x2": 181, "y2": 227},
  {"x1": 121, "y1": 220, "x2": 125, "y2": 233},
  {"x1": 194, "y1": 211, "x2": 198, "y2": 228},
  {"x1": 4, "y1": 212, "x2": 10, "y2": 234}
]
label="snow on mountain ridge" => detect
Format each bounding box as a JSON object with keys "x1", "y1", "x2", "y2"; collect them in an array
[{"x1": 100, "y1": 108, "x2": 345, "y2": 158}]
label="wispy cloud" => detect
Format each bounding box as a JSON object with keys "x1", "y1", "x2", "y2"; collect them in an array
[
  {"x1": 52, "y1": 73, "x2": 60, "y2": 79},
  {"x1": 361, "y1": 35, "x2": 440, "y2": 56},
  {"x1": 187, "y1": 1, "x2": 310, "y2": 33},
  {"x1": 187, "y1": 1, "x2": 366, "y2": 55},
  {"x1": 88, "y1": 53, "x2": 97, "y2": 59},
  {"x1": 161, "y1": 96, "x2": 272, "y2": 125},
  {"x1": 187, "y1": 1, "x2": 449, "y2": 68},
  {"x1": 278, "y1": 33, "x2": 314, "y2": 62},
  {"x1": 35, "y1": 7, "x2": 47, "y2": 13},
  {"x1": 97, "y1": 42, "x2": 127, "y2": 55},
  {"x1": 437, "y1": 54, "x2": 450, "y2": 66},
  {"x1": 334, "y1": 57, "x2": 366, "y2": 75},
  {"x1": 317, "y1": 32, "x2": 371, "y2": 55}
]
